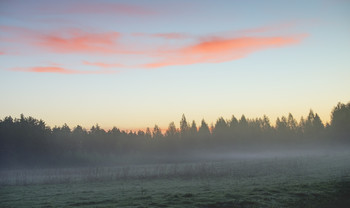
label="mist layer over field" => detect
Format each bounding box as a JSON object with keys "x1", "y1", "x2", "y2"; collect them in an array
[
  {"x1": 1, "y1": 152, "x2": 350, "y2": 207},
  {"x1": 1, "y1": 102, "x2": 349, "y2": 207},
  {"x1": 1, "y1": 102, "x2": 349, "y2": 168}
]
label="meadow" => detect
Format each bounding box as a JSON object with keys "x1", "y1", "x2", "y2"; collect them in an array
[{"x1": 1, "y1": 151, "x2": 349, "y2": 208}]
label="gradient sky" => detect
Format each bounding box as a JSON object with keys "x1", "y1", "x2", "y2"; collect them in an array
[{"x1": 1, "y1": 0, "x2": 350, "y2": 131}]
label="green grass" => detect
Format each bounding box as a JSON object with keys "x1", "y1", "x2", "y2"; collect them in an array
[{"x1": 1, "y1": 153, "x2": 350, "y2": 207}]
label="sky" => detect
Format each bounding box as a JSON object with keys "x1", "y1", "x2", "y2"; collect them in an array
[{"x1": 1, "y1": 0, "x2": 350, "y2": 131}]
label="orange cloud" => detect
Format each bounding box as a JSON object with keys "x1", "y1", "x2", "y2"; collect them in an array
[
  {"x1": 143, "y1": 35, "x2": 307, "y2": 68},
  {"x1": 153, "y1": 33, "x2": 190, "y2": 39},
  {"x1": 236, "y1": 21, "x2": 298, "y2": 35},
  {"x1": 37, "y1": 29, "x2": 121, "y2": 54},
  {"x1": 83, "y1": 61, "x2": 125, "y2": 68},
  {"x1": 0, "y1": 26, "x2": 37, "y2": 43},
  {"x1": 2, "y1": 24, "x2": 307, "y2": 69},
  {"x1": 0, "y1": 25, "x2": 31, "y2": 33},
  {"x1": 133, "y1": 32, "x2": 190, "y2": 39},
  {"x1": 11, "y1": 66, "x2": 117, "y2": 74},
  {"x1": 0, "y1": 26, "x2": 133, "y2": 54}
]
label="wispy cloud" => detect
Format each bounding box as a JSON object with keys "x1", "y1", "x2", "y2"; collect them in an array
[
  {"x1": 143, "y1": 35, "x2": 307, "y2": 68},
  {"x1": 2, "y1": 23, "x2": 308, "y2": 71},
  {"x1": 152, "y1": 33, "x2": 189, "y2": 39},
  {"x1": 133, "y1": 32, "x2": 190, "y2": 40},
  {"x1": 1, "y1": 2, "x2": 156, "y2": 17},
  {"x1": 37, "y1": 29, "x2": 122, "y2": 54},
  {"x1": 0, "y1": 25, "x2": 37, "y2": 41},
  {"x1": 0, "y1": 26, "x2": 132, "y2": 54},
  {"x1": 83, "y1": 61, "x2": 125, "y2": 68},
  {"x1": 235, "y1": 21, "x2": 298, "y2": 35},
  {"x1": 11, "y1": 66, "x2": 117, "y2": 74},
  {"x1": 60, "y1": 3, "x2": 156, "y2": 16}
]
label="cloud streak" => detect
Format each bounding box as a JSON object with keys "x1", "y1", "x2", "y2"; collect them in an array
[
  {"x1": 143, "y1": 35, "x2": 307, "y2": 68},
  {"x1": 2, "y1": 24, "x2": 307, "y2": 71},
  {"x1": 37, "y1": 29, "x2": 122, "y2": 54},
  {"x1": 65, "y1": 3, "x2": 155, "y2": 16},
  {"x1": 0, "y1": 26, "x2": 131, "y2": 54},
  {"x1": 133, "y1": 32, "x2": 190, "y2": 40},
  {"x1": 1, "y1": 2, "x2": 156, "y2": 17},
  {"x1": 11, "y1": 66, "x2": 117, "y2": 74},
  {"x1": 83, "y1": 61, "x2": 125, "y2": 68},
  {"x1": 235, "y1": 21, "x2": 298, "y2": 35}
]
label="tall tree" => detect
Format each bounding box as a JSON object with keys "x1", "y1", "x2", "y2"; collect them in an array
[
  {"x1": 198, "y1": 119, "x2": 211, "y2": 138},
  {"x1": 213, "y1": 117, "x2": 228, "y2": 138},
  {"x1": 331, "y1": 102, "x2": 350, "y2": 138},
  {"x1": 153, "y1": 125, "x2": 163, "y2": 139},
  {"x1": 166, "y1": 122, "x2": 178, "y2": 138},
  {"x1": 180, "y1": 114, "x2": 189, "y2": 138},
  {"x1": 190, "y1": 120, "x2": 198, "y2": 136},
  {"x1": 287, "y1": 113, "x2": 298, "y2": 132}
]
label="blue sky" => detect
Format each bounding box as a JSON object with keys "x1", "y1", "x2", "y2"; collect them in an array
[{"x1": 1, "y1": 0, "x2": 349, "y2": 130}]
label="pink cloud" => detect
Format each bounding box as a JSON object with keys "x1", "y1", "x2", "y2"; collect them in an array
[
  {"x1": 0, "y1": 26, "x2": 133, "y2": 54},
  {"x1": 143, "y1": 35, "x2": 307, "y2": 68},
  {"x1": 47, "y1": 62, "x2": 63, "y2": 66},
  {"x1": 0, "y1": 25, "x2": 37, "y2": 42},
  {"x1": 2, "y1": 23, "x2": 308, "y2": 70},
  {"x1": 133, "y1": 32, "x2": 190, "y2": 40},
  {"x1": 236, "y1": 21, "x2": 298, "y2": 35},
  {"x1": 0, "y1": 51, "x2": 4, "y2": 55},
  {"x1": 11, "y1": 66, "x2": 117, "y2": 74},
  {"x1": 37, "y1": 29, "x2": 121, "y2": 54},
  {"x1": 66, "y1": 3, "x2": 155, "y2": 16},
  {"x1": 83, "y1": 61, "x2": 125, "y2": 68},
  {"x1": 0, "y1": 2, "x2": 156, "y2": 17}
]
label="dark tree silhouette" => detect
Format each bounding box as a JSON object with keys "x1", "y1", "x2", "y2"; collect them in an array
[
  {"x1": 153, "y1": 125, "x2": 163, "y2": 139},
  {"x1": 180, "y1": 114, "x2": 189, "y2": 138},
  {"x1": 0, "y1": 102, "x2": 349, "y2": 168},
  {"x1": 198, "y1": 119, "x2": 211, "y2": 139},
  {"x1": 331, "y1": 102, "x2": 350, "y2": 140},
  {"x1": 166, "y1": 122, "x2": 178, "y2": 138}
]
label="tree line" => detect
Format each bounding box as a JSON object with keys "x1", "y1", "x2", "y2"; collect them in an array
[{"x1": 0, "y1": 102, "x2": 349, "y2": 168}]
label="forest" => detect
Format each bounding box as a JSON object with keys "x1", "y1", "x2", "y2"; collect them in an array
[{"x1": 1, "y1": 102, "x2": 349, "y2": 169}]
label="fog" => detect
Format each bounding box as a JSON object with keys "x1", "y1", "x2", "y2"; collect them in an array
[
  {"x1": 1, "y1": 103, "x2": 349, "y2": 207},
  {"x1": 0, "y1": 102, "x2": 349, "y2": 169}
]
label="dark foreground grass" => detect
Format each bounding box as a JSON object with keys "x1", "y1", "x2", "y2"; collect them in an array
[
  {"x1": 1, "y1": 154, "x2": 350, "y2": 208},
  {"x1": 1, "y1": 175, "x2": 349, "y2": 208}
]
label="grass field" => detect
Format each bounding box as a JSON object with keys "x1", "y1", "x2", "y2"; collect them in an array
[{"x1": 1, "y1": 152, "x2": 350, "y2": 208}]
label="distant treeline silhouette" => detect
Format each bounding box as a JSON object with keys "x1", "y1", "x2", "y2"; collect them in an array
[{"x1": 0, "y1": 102, "x2": 349, "y2": 168}]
